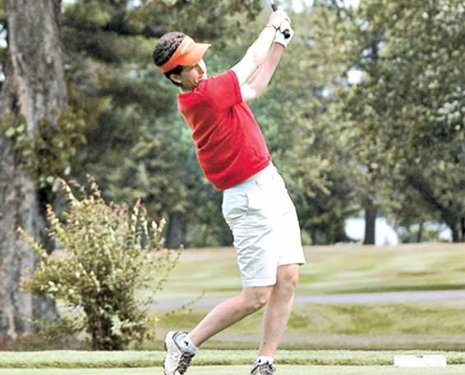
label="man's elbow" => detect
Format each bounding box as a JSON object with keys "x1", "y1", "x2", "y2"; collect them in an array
[
  {"x1": 251, "y1": 81, "x2": 268, "y2": 98},
  {"x1": 241, "y1": 83, "x2": 266, "y2": 102}
]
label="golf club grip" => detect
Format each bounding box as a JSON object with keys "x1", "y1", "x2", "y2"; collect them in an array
[
  {"x1": 282, "y1": 28, "x2": 291, "y2": 39},
  {"x1": 270, "y1": 2, "x2": 291, "y2": 39}
]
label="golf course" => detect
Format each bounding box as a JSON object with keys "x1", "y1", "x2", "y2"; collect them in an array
[
  {"x1": 2, "y1": 0, "x2": 464, "y2": 374},
  {"x1": 153, "y1": 243, "x2": 465, "y2": 351},
  {"x1": 2, "y1": 243, "x2": 464, "y2": 374}
]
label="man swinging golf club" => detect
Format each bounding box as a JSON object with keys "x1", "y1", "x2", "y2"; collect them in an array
[{"x1": 153, "y1": 6, "x2": 306, "y2": 375}]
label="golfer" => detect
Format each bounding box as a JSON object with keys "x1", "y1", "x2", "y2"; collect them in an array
[{"x1": 153, "y1": 9, "x2": 306, "y2": 375}]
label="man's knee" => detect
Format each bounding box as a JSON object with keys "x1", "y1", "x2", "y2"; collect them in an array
[
  {"x1": 277, "y1": 265, "x2": 300, "y2": 291},
  {"x1": 241, "y1": 287, "x2": 272, "y2": 312}
]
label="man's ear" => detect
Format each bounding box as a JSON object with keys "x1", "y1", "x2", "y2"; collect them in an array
[{"x1": 170, "y1": 73, "x2": 182, "y2": 85}]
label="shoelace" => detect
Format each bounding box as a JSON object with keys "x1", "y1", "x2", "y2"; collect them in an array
[
  {"x1": 176, "y1": 351, "x2": 195, "y2": 374},
  {"x1": 253, "y1": 363, "x2": 275, "y2": 375}
]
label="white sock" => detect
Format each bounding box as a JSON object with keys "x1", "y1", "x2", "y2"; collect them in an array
[
  {"x1": 182, "y1": 334, "x2": 197, "y2": 352},
  {"x1": 256, "y1": 356, "x2": 273, "y2": 365}
]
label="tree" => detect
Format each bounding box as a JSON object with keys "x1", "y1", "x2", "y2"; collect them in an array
[
  {"x1": 344, "y1": 0, "x2": 465, "y2": 241},
  {"x1": 311, "y1": 0, "x2": 465, "y2": 243},
  {"x1": 0, "y1": 0, "x2": 67, "y2": 341}
]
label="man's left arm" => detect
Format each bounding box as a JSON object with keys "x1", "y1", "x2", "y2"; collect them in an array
[{"x1": 240, "y1": 23, "x2": 294, "y2": 101}]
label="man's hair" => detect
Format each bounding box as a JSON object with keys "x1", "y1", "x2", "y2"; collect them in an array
[{"x1": 153, "y1": 31, "x2": 185, "y2": 84}]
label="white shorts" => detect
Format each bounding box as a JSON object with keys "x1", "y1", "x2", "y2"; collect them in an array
[{"x1": 222, "y1": 163, "x2": 306, "y2": 288}]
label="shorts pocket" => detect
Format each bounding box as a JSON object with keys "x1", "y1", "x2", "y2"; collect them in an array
[
  {"x1": 222, "y1": 191, "x2": 248, "y2": 226},
  {"x1": 246, "y1": 187, "x2": 267, "y2": 211}
]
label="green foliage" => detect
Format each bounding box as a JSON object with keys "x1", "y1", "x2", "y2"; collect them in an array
[
  {"x1": 396, "y1": 221, "x2": 447, "y2": 244},
  {"x1": 1, "y1": 114, "x2": 29, "y2": 156},
  {"x1": 351, "y1": 0, "x2": 465, "y2": 240},
  {"x1": 310, "y1": 0, "x2": 465, "y2": 241},
  {"x1": 20, "y1": 177, "x2": 180, "y2": 350},
  {"x1": 28, "y1": 312, "x2": 85, "y2": 349},
  {"x1": 0, "y1": 87, "x2": 89, "y2": 190}
]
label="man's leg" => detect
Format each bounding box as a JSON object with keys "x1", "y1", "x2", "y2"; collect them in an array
[
  {"x1": 164, "y1": 287, "x2": 273, "y2": 375},
  {"x1": 258, "y1": 264, "x2": 299, "y2": 357},
  {"x1": 188, "y1": 286, "x2": 273, "y2": 347}
]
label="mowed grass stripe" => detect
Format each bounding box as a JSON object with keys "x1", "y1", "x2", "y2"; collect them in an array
[
  {"x1": 155, "y1": 243, "x2": 465, "y2": 304},
  {"x1": 2, "y1": 366, "x2": 465, "y2": 375},
  {"x1": 153, "y1": 300, "x2": 465, "y2": 351},
  {"x1": 1, "y1": 350, "x2": 465, "y2": 368}
]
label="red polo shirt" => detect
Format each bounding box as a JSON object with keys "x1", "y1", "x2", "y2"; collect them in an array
[{"x1": 177, "y1": 70, "x2": 271, "y2": 190}]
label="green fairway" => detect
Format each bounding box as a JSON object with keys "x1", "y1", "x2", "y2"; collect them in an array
[
  {"x1": 156, "y1": 299, "x2": 465, "y2": 350},
  {"x1": 2, "y1": 366, "x2": 465, "y2": 375},
  {"x1": 156, "y1": 243, "x2": 465, "y2": 302},
  {"x1": 146, "y1": 243, "x2": 465, "y2": 350}
]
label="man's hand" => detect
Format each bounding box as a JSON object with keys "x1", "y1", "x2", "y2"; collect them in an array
[
  {"x1": 274, "y1": 21, "x2": 294, "y2": 48},
  {"x1": 267, "y1": 10, "x2": 290, "y2": 30}
]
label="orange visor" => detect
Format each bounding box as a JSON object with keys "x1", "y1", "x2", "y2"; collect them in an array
[{"x1": 159, "y1": 36, "x2": 210, "y2": 73}]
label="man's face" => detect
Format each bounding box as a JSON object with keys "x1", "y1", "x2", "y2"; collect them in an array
[{"x1": 173, "y1": 59, "x2": 207, "y2": 91}]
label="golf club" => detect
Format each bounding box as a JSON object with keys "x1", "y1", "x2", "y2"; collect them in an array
[{"x1": 267, "y1": 0, "x2": 291, "y2": 39}]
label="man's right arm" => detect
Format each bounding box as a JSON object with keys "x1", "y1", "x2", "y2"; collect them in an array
[
  {"x1": 241, "y1": 41, "x2": 285, "y2": 101},
  {"x1": 232, "y1": 13, "x2": 293, "y2": 102},
  {"x1": 231, "y1": 11, "x2": 288, "y2": 88}
]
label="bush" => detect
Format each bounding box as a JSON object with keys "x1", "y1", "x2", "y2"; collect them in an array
[{"x1": 20, "y1": 177, "x2": 180, "y2": 350}]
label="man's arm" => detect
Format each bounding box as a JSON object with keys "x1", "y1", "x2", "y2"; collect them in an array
[
  {"x1": 240, "y1": 23, "x2": 294, "y2": 102},
  {"x1": 231, "y1": 11, "x2": 288, "y2": 85},
  {"x1": 240, "y1": 42, "x2": 285, "y2": 101}
]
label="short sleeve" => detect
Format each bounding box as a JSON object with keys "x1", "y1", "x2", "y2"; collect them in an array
[{"x1": 200, "y1": 70, "x2": 243, "y2": 111}]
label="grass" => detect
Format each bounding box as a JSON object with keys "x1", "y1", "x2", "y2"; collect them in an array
[
  {"x1": 2, "y1": 367, "x2": 465, "y2": 375},
  {"x1": 147, "y1": 243, "x2": 465, "y2": 350},
  {"x1": 2, "y1": 350, "x2": 465, "y2": 374},
  {"x1": 3, "y1": 244, "x2": 465, "y2": 373},
  {"x1": 155, "y1": 300, "x2": 465, "y2": 350},
  {"x1": 155, "y1": 243, "x2": 465, "y2": 303},
  {"x1": 298, "y1": 243, "x2": 465, "y2": 295},
  {"x1": 1, "y1": 349, "x2": 465, "y2": 368}
]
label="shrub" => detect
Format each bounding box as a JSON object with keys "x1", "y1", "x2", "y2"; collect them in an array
[{"x1": 20, "y1": 177, "x2": 180, "y2": 350}]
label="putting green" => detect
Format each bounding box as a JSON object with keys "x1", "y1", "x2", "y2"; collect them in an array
[{"x1": 1, "y1": 366, "x2": 465, "y2": 375}]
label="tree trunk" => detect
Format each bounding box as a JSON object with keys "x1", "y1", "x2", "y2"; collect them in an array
[
  {"x1": 417, "y1": 221, "x2": 424, "y2": 243},
  {"x1": 166, "y1": 212, "x2": 186, "y2": 249},
  {"x1": 451, "y1": 218, "x2": 465, "y2": 243},
  {"x1": 363, "y1": 204, "x2": 377, "y2": 245},
  {"x1": 405, "y1": 170, "x2": 464, "y2": 243},
  {"x1": 0, "y1": 0, "x2": 66, "y2": 342}
]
